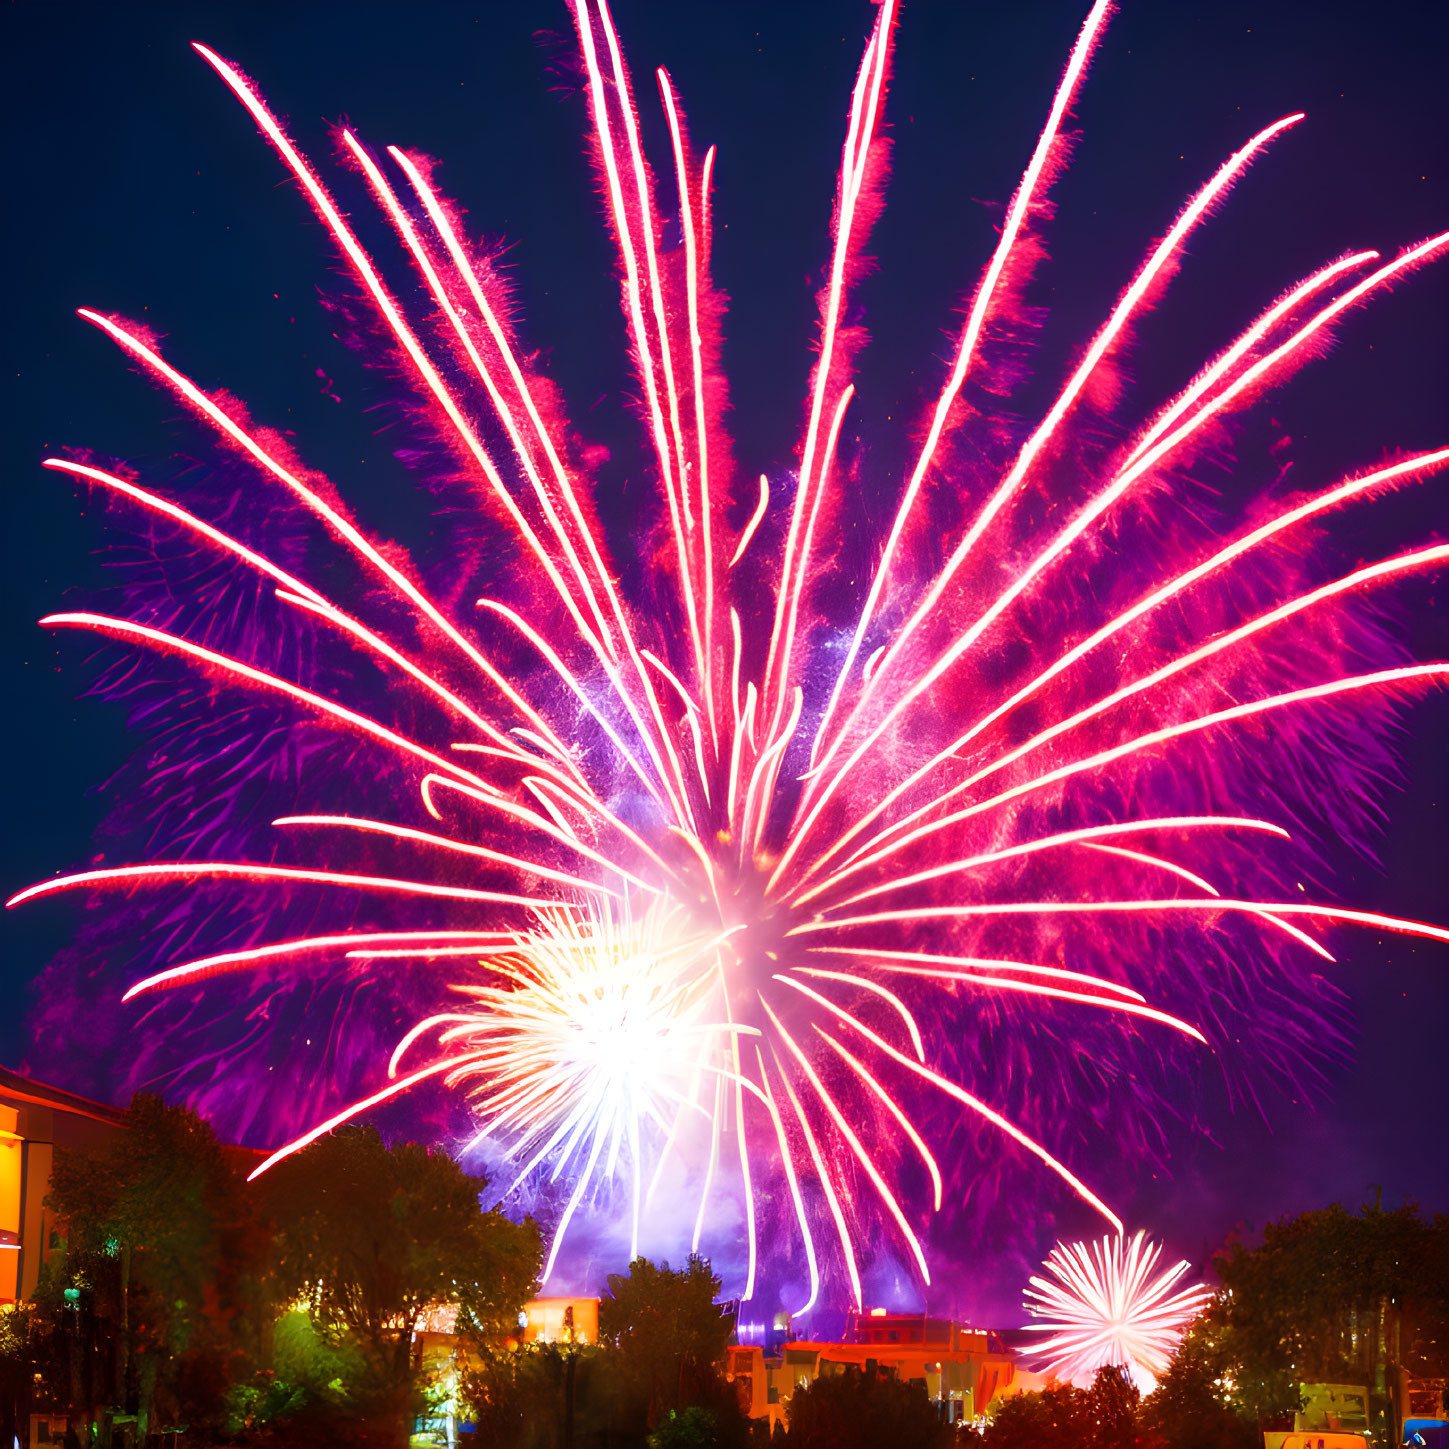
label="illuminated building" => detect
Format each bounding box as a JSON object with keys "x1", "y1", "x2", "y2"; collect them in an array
[
  {"x1": 725, "y1": 1310, "x2": 1019, "y2": 1431},
  {"x1": 0, "y1": 1067, "x2": 129, "y2": 1305},
  {"x1": 520, "y1": 1295, "x2": 600, "y2": 1346}
]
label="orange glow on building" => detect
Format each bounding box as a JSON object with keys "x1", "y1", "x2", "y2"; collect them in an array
[
  {"x1": 521, "y1": 1295, "x2": 600, "y2": 1346},
  {"x1": 0, "y1": 1068, "x2": 130, "y2": 1306},
  {"x1": 726, "y1": 1312, "x2": 1019, "y2": 1430}
]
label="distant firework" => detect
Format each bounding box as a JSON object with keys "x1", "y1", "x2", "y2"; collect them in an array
[
  {"x1": 12, "y1": 0, "x2": 1448, "y2": 1308},
  {"x1": 1024, "y1": 1230, "x2": 1214, "y2": 1392}
]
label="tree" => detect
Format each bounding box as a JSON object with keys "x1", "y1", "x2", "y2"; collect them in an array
[
  {"x1": 261, "y1": 1125, "x2": 540, "y2": 1445},
  {"x1": 1086, "y1": 1364, "x2": 1141, "y2": 1449},
  {"x1": 42, "y1": 1093, "x2": 265, "y2": 1436},
  {"x1": 648, "y1": 1404, "x2": 724, "y2": 1449},
  {"x1": 460, "y1": 1341, "x2": 568, "y2": 1449},
  {"x1": 222, "y1": 1307, "x2": 367, "y2": 1438},
  {"x1": 599, "y1": 1255, "x2": 735, "y2": 1427},
  {"x1": 1206, "y1": 1199, "x2": 1449, "y2": 1435},
  {"x1": 1140, "y1": 1323, "x2": 1257, "y2": 1449},
  {"x1": 786, "y1": 1361, "x2": 953, "y2": 1449},
  {"x1": 462, "y1": 1341, "x2": 644, "y2": 1449},
  {"x1": 979, "y1": 1382, "x2": 1091, "y2": 1449},
  {"x1": 0, "y1": 1303, "x2": 37, "y2": 1448},
  {"x1": 975, "y1": 1369, "x2": 1141, "y2": 1449}
]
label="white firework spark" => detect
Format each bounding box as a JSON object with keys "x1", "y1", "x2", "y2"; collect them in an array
[{"x1": 1023, "y1": 1229, "x2": 1214, "y2": 1392}]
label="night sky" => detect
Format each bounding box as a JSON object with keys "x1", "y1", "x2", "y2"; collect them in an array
[{"x1": 3, "y1": 0, "x2": 1446, "y2": 1318}]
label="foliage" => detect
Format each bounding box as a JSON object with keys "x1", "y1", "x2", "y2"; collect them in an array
[
  {"x1": 977, "y1": 1367, "x2": 1137, "y2": 1449},
  {"x1": 224, "y1": 1310, "x2": 419, "y2": 1447},
  {"x1": 26, "y1": 1090, "x2": 1447, "y2": 1449},
  {"x1": 40, "y1": 1093, "x2": 266, "y2": 1433},
  {"x1": 220, "y1": 1306, "x2": 367, "y2": 1435},
  {"x1": 648, "y1": 1404, "x2": 725, "y2": 1449},
  {"x1": 1087, "y1": 1364, "x2": 1142, "y2": 1448},
  {"x1": 259, "y1": 1124, "x2": 540, "y2": 1436},
  {"x1": 0, "y1": 1305, "x2": 36, "y2": 1447},
  {"x1": 461, "y1": 1339, "x2": 667, "y2": 1449},
  {"x1": 223, "y1": 1370, "x2": 310, "y2": 1436},
  {"x1": 979, "y1": 1381, "x2": 1090, "y2": 1449},
  {"x1": 599, "y1": 1255, "x2": 736, "y2": 1426},
  {"x1": 0, "y1": 1304, "x2": 33, "y2": 1361},
  {"x1": 1206, "y1": 1199, "x2": 1449, "y2": 1433},
  {"x1": 1179, "y1": 1293, "x2": 1299, "y2": 1430},
  {"x1": 460, "y1": 1342, "x2": 567, "y2": 1449},
  {"x1": 270, "y1": 1306, "x2": 365, "y2": 1400},
  {"x1": 786, "y1": 1361, "x2": 953, "y2": 1449},
  {"x1": 1140, "y1": 1322, "x2": 1258, "y2": 1449}
]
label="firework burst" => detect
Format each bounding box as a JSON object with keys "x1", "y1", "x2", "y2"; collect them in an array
[
  {"x1": 1024, "y1": 1230, "x2": 1214, "y2": 1392},
  {"x1": 12, "y1": 1, "x2": 1449, "y2": 1307},
  {"x1": 265, "y1": 899, "x2": 742, "y2": 1282}
]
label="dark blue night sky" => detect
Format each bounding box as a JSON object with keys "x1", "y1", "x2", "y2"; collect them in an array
[{"x1": 3, "y1": 1, "x2": 1446, "y2": 1318}]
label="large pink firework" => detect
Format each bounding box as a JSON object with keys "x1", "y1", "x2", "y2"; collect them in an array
[{"x1": 12, "y1": 2, "x2": 1448, "y2": 1308}]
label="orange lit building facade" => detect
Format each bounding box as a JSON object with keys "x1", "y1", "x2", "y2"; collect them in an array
[
  {"x1": 726, "y1": 1311, "x2": 1019, "y2": 1431},
  {"x1": 520, "y1": 1295, "x2": 600, "y2": 1346},
  {"x1": 0, "y1": 1067, "x2": 129, "y2": 1306}
]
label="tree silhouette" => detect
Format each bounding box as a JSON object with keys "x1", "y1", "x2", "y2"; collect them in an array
[
  {"x1": 786, "y1": 1361, "x2": 952, "y2": 1449},
  {"x1": 979, "y1": 1381, "x2": 1091, "y2": 1449},
  {"x1": 1208, "y1": 1199, "x2": 1449, "y2": 1434},
  {"x1": 261, "y1": 1124, "x2": 540, "y2": 1444},
  {"x1": 599, "y1": 1255, "x2": 735, "y2": 1427},
  {"x1": 43, "y1": 1093, "x2": 264, "y2": 1436},
  {"x1": 1140, "y1": 1325, "x2": 1257, "y2": 1449}
]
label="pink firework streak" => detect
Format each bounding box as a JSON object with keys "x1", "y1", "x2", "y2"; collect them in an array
[{"x1": 12, "y1": 1, "x2": 1449, "y2": 1308}]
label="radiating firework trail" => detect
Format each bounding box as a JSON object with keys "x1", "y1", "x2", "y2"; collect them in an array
[
  {"x1": 12, "y1": 0, "x2": 1449, "y2": 1305},
  {"x1": 272, "y1": 900, "x2": 750, "y2": 1285},
  {"x1": 1024, "y1": 1230, "x2": 1214, "y2": 1391}
]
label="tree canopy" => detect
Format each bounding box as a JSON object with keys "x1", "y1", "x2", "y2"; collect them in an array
[
  {"x1": 259, "y1": 1124, "x2": 540, "y2": 1439},
  {"x1": 42, "y1": 1093, "x2": 265, "y2": 1434},
  {"x1": 1203, "y1": 1198, "x2": 1449, "y2": 1432},
  {"x1": 1139, "y1": 1325, "x2": 1258, "y2": 1449},
  {"x1": 262, "y1": 1124, "x2": 540, "y2": 1356},
  {"x1": 599, "y1": 1256, "x2": 735, "y2": 1417},
  {"x1": 980, "y1": 1366, "x2": 1139, "y2": 1449},
  {"x1": 786, "y1": 1361, "x2": 952, "y2": 1449},
  {"x1": 460, "y1": 1341, "x2": 569, "y2": 1449},
  {"x1": 25, "y1": 1121, "x2": 1449, "y2": 1449}
]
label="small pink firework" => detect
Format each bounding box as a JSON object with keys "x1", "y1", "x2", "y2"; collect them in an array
[
  {"x1": 1023, "y1": 1230, "x2": 1214, "y2": 1392},
  {"x1": 11, "y1": 0, "x2": 1448, "y2": 1310}
]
